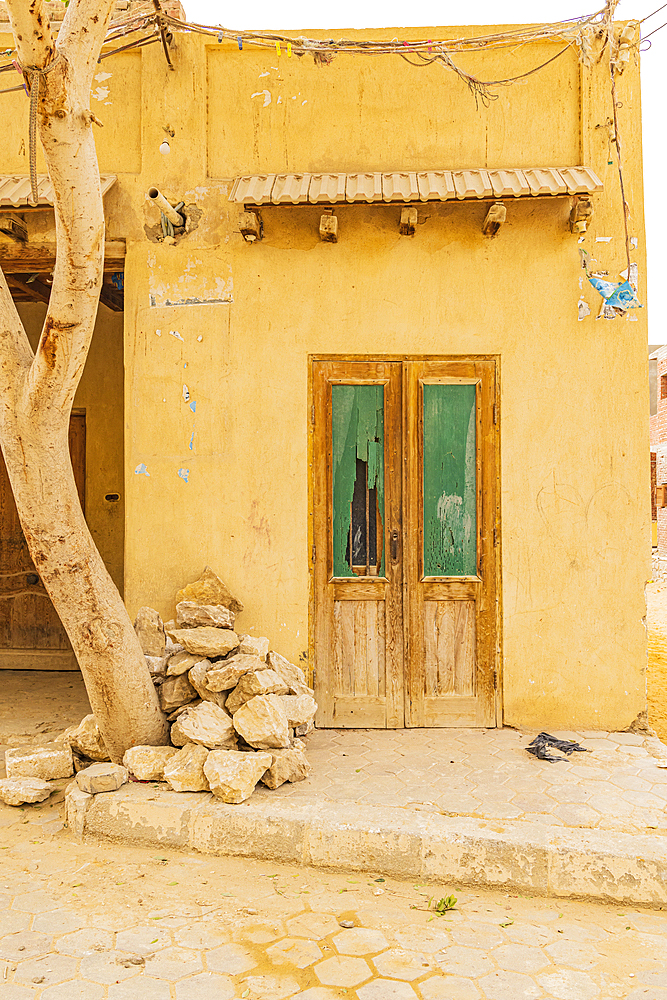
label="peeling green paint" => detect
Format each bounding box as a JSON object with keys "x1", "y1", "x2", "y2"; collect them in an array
[
  {"x1": 332, "y1": 385, "x2": 384, "y2": 577},
  {"x1": 423, "y1": 384, "x2": 476, "y2": 576}
]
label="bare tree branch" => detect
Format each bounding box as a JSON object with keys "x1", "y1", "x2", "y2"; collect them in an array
[{"x1": 0, "y1": 269, "x2": 34, "y2": 402}]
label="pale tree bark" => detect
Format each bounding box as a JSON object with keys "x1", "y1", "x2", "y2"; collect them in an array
[{"x1": 0, "y1": 0, "x2": 168, "y2": 761}]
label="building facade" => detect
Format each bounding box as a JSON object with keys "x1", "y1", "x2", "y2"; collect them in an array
[{"x1": 0, "y1": 4, "x2": 651, "y2": 730}]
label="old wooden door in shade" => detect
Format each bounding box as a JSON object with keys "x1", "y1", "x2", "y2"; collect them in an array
[
  {"x1": 312, "y1": 359, "x2": 498, "y2": 728},
  {"x1": 0, "y1": 414, "x2": 85, "y2": 670}
]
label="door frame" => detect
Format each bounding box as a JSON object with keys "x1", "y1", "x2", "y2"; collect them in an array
[{"x1": 309, "y1": 354, "x2": 502, "y2": 728}]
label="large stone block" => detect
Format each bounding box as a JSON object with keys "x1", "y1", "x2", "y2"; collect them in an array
[
  {"x1": 76, "y1": 763, "x2": 128, "y2": 795},
  {"x1": 170, "y1": 700, "x2": 237, "y2": 750},
  {"x1": 164, "y1": 744, "x2": 210, "y2": 792},
  {"x1": 205, "y1": 653, "x2": 263, "y2": 692},
  {"x1": 239, "y1": 635, "x2": 269, "y2": 659},
  {"x1": 166, "y1": 627, "x2": 239, "y2": 659},
  {"x1": 176, "y1": 601, "x2": 235, "y2": 629},
  {"x1": 188, "y1": 660, "x2": 228, "y2": 710},
  {"x1": 226, "y1": 669, "x2": 290, "y2": 715},
  {"x1": 204, "y1": 749, "x2": 272, "y2": 803},
  {"x1": 267, "y1": 650, "x2": 310, "y2": 694},
  {"x1": 123, "y1": 745, "x2": 178, "y2": 781},
  {"x1": 59, "y1": 715, "x2": 110, "y2": 762},
  {"x1": 5, "y1": 743, "x2": 73, "y2": 780},
  {"x1": 145, "y1": 654, "x2": 168, "y2": 677},
  {"x1": 134, "y1": 607, "x2": 166, "y2": 657},
  {"x1": 166, "y1": 651, "x2": 199, "y2": 676},
  {"x1": 158, "y1": 673, "x2": 198, "y2": 712},
  {"x1": 278, "y1": 694, "x2": 318, "y2": 727},
  {"x1": 233, "y1": 695, "x2": 291, "y2": 750},
  {"x1": 260, "y1": 748, "x2": 312, "y2": 789},
  {"x1": 175, "y1": 566, "x2": 244, "y2": 614},
  {"x1": 0, "y1": 777, "x2": 54, "y2": 806}
]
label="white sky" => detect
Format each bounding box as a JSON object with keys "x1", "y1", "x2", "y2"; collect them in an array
[{"x1": 186, "y1": 1, "x2": 666, "y2": 343}]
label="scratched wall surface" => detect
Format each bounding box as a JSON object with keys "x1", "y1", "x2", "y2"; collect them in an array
[
  {"x1": 423, "y1": 383, "x2": 477, "y2": 577},
  {"x1": 0, "y1": 23, "x2": 649, "y2": 728}
]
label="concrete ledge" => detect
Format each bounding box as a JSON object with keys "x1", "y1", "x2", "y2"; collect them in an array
[{"x1": 66, "y1": 782, "x2": 667, "y2": 906}]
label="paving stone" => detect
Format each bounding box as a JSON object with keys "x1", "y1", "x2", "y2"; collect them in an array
[
  {"x1": 0, "y1": 986, "x2": 37, "y2": 999},
  {"x1": 418, "y1": 975, "x2": 481, "y2": 999},
  {"x1": 41, "y1": 983, "x2": 105, "y2": 1000},
  {"x1": 438, "y1": 945, "x2": 493, "y2": 978},
  {"x1": 478, "y1": 970, "x2": 543, "y2": 1000},
  {"x1": 626, "y1": 991, "x2": 667, "y2": 1000},
  {"x1": 287, "y1": 912, "x2": 339, "y2": 939},
  {"x1": 0, "y1": 930, "x2": 52, "y2": 961},
  {"x1": 11, "y1": 890, "x2": 59, "y2": 913},
  {"x1": 55, "y1": 928, "x2": 114, "y2": 956},
  {"x1": 205, "y1": 942, "x2": 256, "y2": 974},
  {"x1": 296, "y1": 990, "x2": 341, "y2": 1000},
  {"x1": 241, "y1": 974, "x2": 301, "y2": 998},
  {"x1": 108, "y1": 978, "x2": 172, "y2": 1000},
  {"x1": 537, "y1": 969, "x2": 600, "y2": 999},
  {"x1": 267, "y1": 936, "x2": 322, "y2": 967},
  {"x1": 174, "y1": 923, "x2": 228, "y2": 949},
  {"x1": 545, "y1": 937, "x2": 598, "y2": 969},
  {"x1": 333, "y1": 927, "x2": 388, "y2": 955},
  {"x1": 34, "y1": 911, "x2": 84, "y2": 935},
  {"x1": 493, "y1": 942, "x2": 549, "y2": 973},
  {"x1": 79, "y1": 950, "x2": 143, "y2": 984},
  {"x1": 237, "y1": 922, "x2": 285, "y2": 944},
  {"x1": 0, "y1": 913, "x2": 30, "y2": 936},
  {"x1": 452, "y1": 923, "x2": 504, "y2": 949},
  {"x1": 373, "y1": 948, "x2": 437, "y2": 980},
  {"x1": 554, "y1": 802, "x2": 601, "y2": 826},
  {"x1": 116, "y1": 926, "x2": 171, "y2": 955},
  {"x1": 357, "y1": 981, "x2": 418, "y2": 1000},
  {"x1": 315, "y1": 955, "x2": 372, "y2": 986},
  {"x1": 395, "y1": 926, "x2": 450, "y2": 954},
  {"x1": 143, "y1": 945, "x2": 202, "y2": 980},
  {"x1": 14, "y1": 952, "x2": 79, "y2": 986},
  {"x1": 174, "y1": 972, "x2": 235, "y2": 999}
]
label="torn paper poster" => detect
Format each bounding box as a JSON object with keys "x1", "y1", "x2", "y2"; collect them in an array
[
  {"x1": 578, "y1": 298, "x2": 591, "y2": 321},
  {"x1": 588, "y1": 275, "x2": 641, "y2": 311}
]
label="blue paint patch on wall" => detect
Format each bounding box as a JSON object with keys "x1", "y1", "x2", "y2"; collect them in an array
[
  {"x1": 177, "y1": 468, "x2": 190, "y2": 483},
  {"x1": 189, "y1": 400, "x2": 197, "y2": 413},
  {"x1": 189, "y1": 431, "x2": 195, "y2": 451},
  {"x1": 134, "y1": 463, "x2": 150, "y2": 476}
]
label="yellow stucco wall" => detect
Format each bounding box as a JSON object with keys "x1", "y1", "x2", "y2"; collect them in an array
[
  {"x1": 17, "y1": 304, "x2": 125, "y2": 595},
  {"x1": 0, "y1": 22, "x2": 650, "y2": 728}
]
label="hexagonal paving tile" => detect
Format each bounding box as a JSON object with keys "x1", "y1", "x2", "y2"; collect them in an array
[
  {"x1": 373, "y1": 948, "x2": 436, "y2": 981},
  {"x1": 0, "y1": 913, "x2": 31, "y2": 937},
  {"x1": 0, "y1": 984, "x2": 37, "y2": 1000},
  {"x1": 0, "y1": 931, "x2": 52, "y2": 962},
  {"x1": 55, "y1": 928, "x2": 114, "y2": 957},
  {"x1": 41, "y1": 983, "x2": 105, "y2": 1000},
  {"x1": 108, "y1": 977, "x2": 172, "y2": 1000},
  {"x1": 34, "y1": 911, "x2": 85, "y2": 936},
  {"x1": 205, "y1": 942, "x2": 256, "y2": 975},
  {"x1": 418, "y1": 974, "x2": 481, "y2": 999},
  {"x1": 14, "y1": 952, "x2": 79, "y2": 987},
  {"x1": 11, "y1": 891, "x2": 59, "y2": 914},
  {"x1": 241, "y1": 974, "x2": 301, "y2": 999},
  {"x1": 438, "y1": 946, "x2": 493, "y2": 978},
  {"x1": 174, "y1": 972, "x2": 235, "y2": 1000},
  {"x1": 395, "y1": 926, "x2": 449, "y2": 954},
  {"x1": 478, "y1": 970, "x2": 542, "y2": 1000},
  {"x1": 357, "y1": 981, "x2": 418, "y2": 1000},
  {"x1": 545, "y1": 938, "x2": 597, "y2": 969},
  {"x1": 79, "y1": 950, "x2": 143, "y2": 984},
  {"x1": 267, "y1": 937, "x2": 323, "y2": 968},
  {"x1": 174, "y1": 923, "x2": 228, "y2": 950},
  {"x1": 296, "y1": 989, "x2": 341, "y2": 1000},
  {"x1": 333, "y1": 927, "x2": 388, "y2": 955},
  {"x1": 493, "y1": 943, "x2": 549, "y2": 973},
  {"x1": 287, "y1": 912, "x2": 340, "y2": 939},
  {"x1": 237, "y1": 922, "x2": 285, "y2": 945},
  {"x1": 537, "y1": 970, "x2": 600, "y2": 999},
  {"x1": 116, "y1": 925, "x2": 171, "y2": 955},
  {"x1": 315, "y1": 955, "x2": 372, "y2": 986},
  {"x1": 144, "y1": 946, "x2": 203, "y2": 981}
]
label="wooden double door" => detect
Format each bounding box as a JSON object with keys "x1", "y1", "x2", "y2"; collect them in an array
[{"x1": 313, "y1": 359, "x2": 498, "y2": 728}]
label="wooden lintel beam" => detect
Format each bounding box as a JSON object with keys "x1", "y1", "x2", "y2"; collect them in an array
[
  {"x1": 0, "y1": 240, "x2": 126, "y2": 273},
  {"x1": 99, "y1": 283, "x2": 124, "y2": 312},
  {"x1": 7, "y1": 273, "x2": 52, "y2": 305}
]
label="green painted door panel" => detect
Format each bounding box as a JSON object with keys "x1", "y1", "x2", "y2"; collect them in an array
[
  {"x1": 332, "y1": 385, "x2": 385, "y2": 577},
  {"x1": 423, "y1": 383, "x2": 477, "y2": 576}
]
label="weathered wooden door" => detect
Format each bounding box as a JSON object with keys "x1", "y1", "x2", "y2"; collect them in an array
[
  {"x1": 0, "y1": 413, "x2": 86, "y2": 670},
  {"x1": 313, "y1": 359, "x2": 498, "y2": 728}
]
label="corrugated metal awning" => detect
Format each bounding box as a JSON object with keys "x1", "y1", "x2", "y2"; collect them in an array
[
  {"x1": 0, "y1": 174, "x2": 117, "y2": 208},
  {"x1": 230, "y1": 167, "x2": 602, "y2": 205}
]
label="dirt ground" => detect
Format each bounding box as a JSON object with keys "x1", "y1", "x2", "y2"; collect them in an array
[{"x1": 646, "y1": 581, "x2": 667, "y2": 742}]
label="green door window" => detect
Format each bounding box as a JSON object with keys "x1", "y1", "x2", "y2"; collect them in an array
[
  {"x1": 423, "y1": 383, "x2": 477, "y2": 576},
  {"x1": 332, "y1": 384, "x2": 385, "y2": 577}
]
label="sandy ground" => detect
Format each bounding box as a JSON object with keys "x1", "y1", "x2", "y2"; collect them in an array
[{"x1": 646, "y1": 581, "x2": 667, "y2": 741}]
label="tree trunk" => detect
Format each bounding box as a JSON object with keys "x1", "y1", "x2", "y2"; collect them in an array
[{"x1": 0, "y1": 0, "x2": 168, "y2": 761}]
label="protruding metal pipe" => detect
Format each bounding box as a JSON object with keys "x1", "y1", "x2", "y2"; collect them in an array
[{"x1": 148, "y1": 187, "x2": 183, "y2": 226}]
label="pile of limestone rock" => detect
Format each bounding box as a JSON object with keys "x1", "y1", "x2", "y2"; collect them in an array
[{"x1": 0, "y1": 567, "x2": 317, "y2": 808}]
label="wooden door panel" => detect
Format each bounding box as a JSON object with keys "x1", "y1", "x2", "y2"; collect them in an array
[
  {"x1": 0, "y1": 413, "x2": 85, "y2": 660},
  {"x1": 424, "y1": 600, "x2": 475, "y2": 697},
  {"x1": 313, "y1": 361, "x2": 403, "y2": 728}
]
